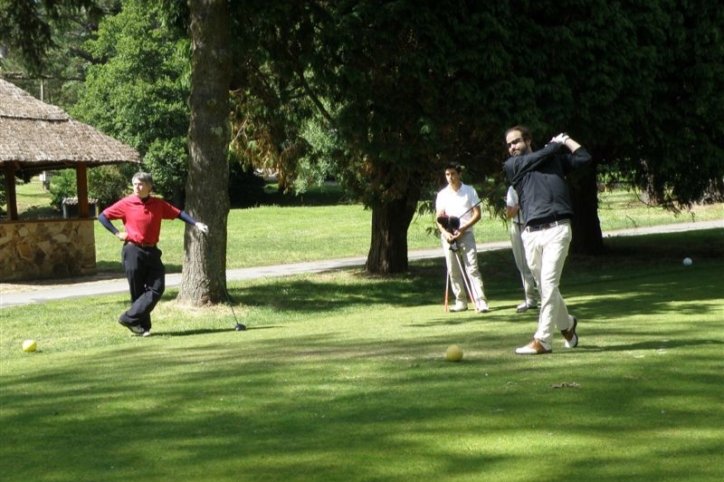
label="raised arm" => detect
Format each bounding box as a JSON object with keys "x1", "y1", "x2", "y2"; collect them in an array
[{"x1": 504, "y1": 141, "x2": 561, "y2": 184}]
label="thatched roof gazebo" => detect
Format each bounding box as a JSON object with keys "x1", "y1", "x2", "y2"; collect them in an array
[
  {"x1": 1, "y1": 78, "x2": 140, "y2": 220},
  {"x1": 0, "y1": 78, "x2": 140, "y2": 281}
]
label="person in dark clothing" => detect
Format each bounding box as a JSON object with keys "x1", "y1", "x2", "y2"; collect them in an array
[
  {"x1": 503, "y1": 126, "x2": 592, "y2": 354},
  {"x1": 98, "y1": 172, "x2": 208, "y2": 337}
]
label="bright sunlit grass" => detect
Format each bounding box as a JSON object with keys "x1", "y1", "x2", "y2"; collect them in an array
[{"x1": 8, "y1": 177, "x2": 723, "y2": 275}]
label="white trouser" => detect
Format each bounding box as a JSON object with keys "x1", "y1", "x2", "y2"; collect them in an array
[
  {"x1": 441, "y1": 230, "x2": 486, "y2": 305},
  {"x1": 509, "y1": 222, "x2": 537, "y2": 304},
  {"x1": 521, "y1": 223, "x2": 572, "y2": 343}
]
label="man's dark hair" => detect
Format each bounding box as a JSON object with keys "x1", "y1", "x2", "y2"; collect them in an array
[
  {"x1": 445, "y1": 161, "x2": 462, "y2": 173},
  {"x1": 505, "y1": 125, "x2": 533, "y2": 142}
]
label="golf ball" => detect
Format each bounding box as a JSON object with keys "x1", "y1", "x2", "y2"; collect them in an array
[
  {"x1": 683, "y1": 257, "x2": 693, "y2": 266},
  {"x1": 446, "y1": 344, "x2": 463, "y2": 362},
  {"x1": 22, "y1": 339, "x2": 37, "y2": 352}
]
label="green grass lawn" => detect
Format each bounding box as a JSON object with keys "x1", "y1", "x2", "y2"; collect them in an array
[
  {"x1": 88, "y1": 183, "x2": 724, "y2": 274},
  {"x1": 6, "y1": 177, "x2": 724, "y2": 275},
  {"x1": 2, "y1": 229, "x2": 723, "y2": 481}
]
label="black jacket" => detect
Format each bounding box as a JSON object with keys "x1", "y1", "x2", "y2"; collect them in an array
[{"x1": 503, "y1": 142, "x2": 592, "y2": 227}]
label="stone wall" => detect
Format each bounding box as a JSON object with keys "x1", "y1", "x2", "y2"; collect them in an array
[{"x1": 0, "y1": 219, "x2": 96, "y2": 282}]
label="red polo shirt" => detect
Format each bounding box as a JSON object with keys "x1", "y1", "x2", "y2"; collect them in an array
[{"x1": 102, "y1": 195, "x2": 181, "y2": 245}]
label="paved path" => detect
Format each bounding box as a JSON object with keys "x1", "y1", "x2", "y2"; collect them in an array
[{"x1": 1, "y1": 219, "x2": 721, "y2": 309}]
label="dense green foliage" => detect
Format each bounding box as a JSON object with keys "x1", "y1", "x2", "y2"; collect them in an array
[
  {"x1": 221, "y1": 0, "x2": 724, "y2": 206},
  {"x1": 633, "y1": 1, "x2": 724, "y2": 205},
  {"x1": 0, "y1": 0, "x2": 103, "y2": 73},
  {"x1": 6, "y1": 0, "x2": 724, "y2": 206},
  {"x1": 3, "y1": 0, "x2": 723, "y2": 272},
  {"x1": 216, "y1": 0, "x2": 724, "y2": 269},
  {"x1": 69, "y1": 0, "x2": 191, "y2": 204},
  {"x1": 47, "y1": 165, "x2": 130, "y2": 209}
]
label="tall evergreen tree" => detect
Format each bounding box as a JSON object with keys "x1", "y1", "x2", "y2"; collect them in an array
[{"x1": 71, "y1": 0, "x2": 191, "y2": 206}]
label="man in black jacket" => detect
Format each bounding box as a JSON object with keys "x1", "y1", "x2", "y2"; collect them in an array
[{"x1": 503, "y1": 126, "x2": 592, "y2": 354}]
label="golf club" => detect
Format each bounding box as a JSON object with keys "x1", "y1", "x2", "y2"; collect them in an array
[
  {"x1": 436, "y1": 199, "x2": 484, "y2": 237},
  {"x1": 444, "y1": 270, "x2": 450, "y2": 312},
  {"x1": 452, "y1": 248, "x2": 476, "y2": 305},
  {"x1": 202, "y1": 227, "x2": 247, "y2": 331}
]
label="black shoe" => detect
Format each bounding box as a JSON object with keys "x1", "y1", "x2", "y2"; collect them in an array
[
  {"x1": 118, "y1": 319, "x2": 144, "y2": 335},
  {"x1": 561, "y1": 316, "x2": 579, "y2": 348}
]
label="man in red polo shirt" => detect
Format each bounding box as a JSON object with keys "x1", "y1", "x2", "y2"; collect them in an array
[{"x1": 98, "y1": 172, "x2": 208, "y2": 337}]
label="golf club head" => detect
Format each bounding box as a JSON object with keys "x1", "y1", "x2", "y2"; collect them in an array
[
  {"x1": 235, "y1": 323, "x2": 246, "y2": 331},
  {"x1": 437, "y1": 216, "x2": 450, "y2": 231},
  {"x1": 437, "y1": 216, "x2": 461, "y2": 234}
]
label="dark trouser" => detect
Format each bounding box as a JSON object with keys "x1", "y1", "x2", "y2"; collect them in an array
[{"x1": 119, "y1": 243, "x2": 165, "y2": 331}]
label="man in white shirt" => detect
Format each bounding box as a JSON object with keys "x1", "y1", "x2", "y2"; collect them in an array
[{"x1": 435, "y1": 162, "x2": 489, "y2": 313}]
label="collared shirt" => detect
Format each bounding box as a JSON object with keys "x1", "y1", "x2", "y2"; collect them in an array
[
  {"x1": 506, "y1": 186, "x2": 524, "y2": 225},
  {"x1": 436, "y1": 183, "x2": 480, "y2": 227},
  {"x1": 102, "y1": 195, "x2": 181, "y2": 245}
]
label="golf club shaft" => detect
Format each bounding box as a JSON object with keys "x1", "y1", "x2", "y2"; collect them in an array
[
  {"x1": 205, "y1": 234, "x2": 246, "y2": 330},
  {"x1": 454, "y1": 250, "x2": 477, "y2": 305},
  {"x1": 444, "y1": 270, "x2": 450, "y2": 312},
  {"x1": 457, "y1": 200, "x2": 484, "y2": 221}
]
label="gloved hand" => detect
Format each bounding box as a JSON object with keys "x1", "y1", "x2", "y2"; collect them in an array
[
  {"x1": 551, "y1": 133, "x2": 570, "y2": 144},
  {"x1": 196, "y1": 222, "x2": 209, "y2": 234}
]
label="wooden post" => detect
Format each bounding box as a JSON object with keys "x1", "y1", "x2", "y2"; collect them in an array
[
  {"x1": 76, "y1": 163, "x2": 90, "y2": 218},
  {"x1": 4, "y1": 163, "x2": 18, "y2": 220}
]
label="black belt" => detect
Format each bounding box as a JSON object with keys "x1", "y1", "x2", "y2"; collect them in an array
[
  {"x1": 128, "y1": 241, "x2": 157, "y2": 248},
  {"x1": 525, "y1": 219, "x2": 570, "y2": 232}
]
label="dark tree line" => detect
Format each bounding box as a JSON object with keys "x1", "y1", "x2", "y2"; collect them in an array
[{"x1": 3, "y1": 0, "x2": 723, "y2": 304}]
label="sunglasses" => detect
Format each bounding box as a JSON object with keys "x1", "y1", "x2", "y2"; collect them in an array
[{"x1": 506, "y1": 137, "x2": 523, "y2": 148}]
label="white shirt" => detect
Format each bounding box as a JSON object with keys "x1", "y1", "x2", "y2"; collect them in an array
[
  {"x1": 506, "y1": 186, "x2": 524, "y2": 224},
  {"x1": 436, "y1": 183, "x2": 480, "y2": 227}
]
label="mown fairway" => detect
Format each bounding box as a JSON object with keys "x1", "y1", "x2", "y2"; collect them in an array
[{"x1": 2, "y1": 229, "x2": 723, "y2": 482}]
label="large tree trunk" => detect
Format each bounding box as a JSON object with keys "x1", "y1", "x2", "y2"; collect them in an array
[
  {"x1": 569, "y1": 161, "x2": 604, "y2": 255},
  {"x1": 178, "y1": 0, "x2": 231, "y2": 304},
  {"x1": 366, "y1": 181, "x2": 420, "y2": 274}
]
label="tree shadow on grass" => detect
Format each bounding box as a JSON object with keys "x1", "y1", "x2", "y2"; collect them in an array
[
  {"x1": 169, "y1": 325, "x2": 280, "y2": 337},
  {"x1": 580, "y1": 338, "x2": 724, "y2": 353},
  {"x1": 226, "y1": 273, "x2": 441, "y2": 314},
  {"x1": 226, "y1": 245, "x2": 722, "y2": 320}
]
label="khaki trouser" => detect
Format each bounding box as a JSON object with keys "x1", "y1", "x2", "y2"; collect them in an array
[
  {"x1": 441, "y1": 230, "x2": 486, "y2": 306},
  {"x1": 510, "y1": 222, "x2": 538, "y2": 304},
  {"x1": 521, "y1": 223, "x2": 572, "y2": 343}
]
